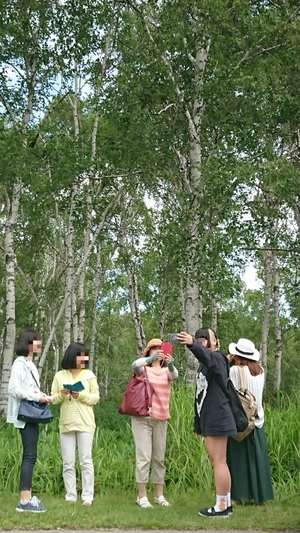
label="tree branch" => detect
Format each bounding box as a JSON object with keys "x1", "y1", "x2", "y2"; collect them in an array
[
  {"x1": 28, "y1": 91, "x2": 70, "y2": 148},
  {"x1": 0, "y1": 94, "x2": 19, "y2": 130},
  {"x1": 155, "y1": 103, "x2": 176, "y2": 115}
]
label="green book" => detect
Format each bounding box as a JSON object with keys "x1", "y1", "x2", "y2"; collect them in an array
[{"x1": 63, "y1": 381, "x2": 85, "y2": 392}]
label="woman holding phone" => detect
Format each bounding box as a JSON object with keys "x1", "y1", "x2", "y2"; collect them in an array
[
  {"x1": 131, "y1": 338, "x2": 178, "y2": 508},
  {"x1": 177, "y1": 329, "x2": 236, "y2": 518}
]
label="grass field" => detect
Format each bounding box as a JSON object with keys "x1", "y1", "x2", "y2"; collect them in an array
[
  {"x1": 0, "y1": 491, "x2": 299, "y2": 531},
  {"x1": 0, "y1": 386, "x2": 299, "y2": 530}
]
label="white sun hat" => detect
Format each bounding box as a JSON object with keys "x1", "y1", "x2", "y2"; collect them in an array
[{"x1": 228, "y1": 338, "x2": 260, "y2": 361}]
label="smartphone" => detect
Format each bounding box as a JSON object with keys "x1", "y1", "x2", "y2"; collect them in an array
[
  {"x1": 161, "y1": 342, "x2": 173, "y2": 356},
  {"x1": 168, "y1": 333, "x2": 179, "y2": 343}
]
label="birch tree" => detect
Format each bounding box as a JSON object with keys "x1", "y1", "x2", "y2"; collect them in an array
[{"x1": 0, "y1": 0, "x2": 58, "y2": 415}]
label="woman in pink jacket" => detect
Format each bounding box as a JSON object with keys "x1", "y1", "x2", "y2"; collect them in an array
[{"x1": 131, "y1": 338, "x2": 178, "y2": 508}]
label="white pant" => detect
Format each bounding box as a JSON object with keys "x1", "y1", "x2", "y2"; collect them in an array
[{"x1": 60, "y1": 431, "x2": 94, "y2": 503}]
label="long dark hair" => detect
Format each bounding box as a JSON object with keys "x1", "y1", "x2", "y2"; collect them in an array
[{"x1": 195, "y1": 327, "x2": 219, "y2": 350}]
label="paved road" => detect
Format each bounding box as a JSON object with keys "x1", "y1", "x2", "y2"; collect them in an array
[{"x1": 2, "y1": 530, "x2": 297, "y2": 533}]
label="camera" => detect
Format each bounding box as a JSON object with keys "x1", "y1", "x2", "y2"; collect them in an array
[{"x1": 168, "y1": 333, "x2": 179, "y2": 343}]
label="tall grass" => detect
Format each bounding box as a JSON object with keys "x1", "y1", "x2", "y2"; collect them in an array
[
  {"x1": 0, "y1": 385, "x2": 299, "y2": 497},
  {"x1": 264, "y1": 391, "x2": 300, "y2": 498}
]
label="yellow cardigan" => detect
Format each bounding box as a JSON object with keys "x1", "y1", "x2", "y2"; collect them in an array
[{"x1": 51, "y1": 369, "x2": 100, "y2": 434}]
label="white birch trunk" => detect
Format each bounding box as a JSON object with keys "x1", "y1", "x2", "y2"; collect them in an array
[
  {"x1": 63, "y1": 181, "x2": 78, "y2": 352},
  {"x1": 117, "y1": 203, "x2": 146, "y2": 355},
  {"x1": 292, "y1": 196, "x2": 300, "y2": 229},
  {"x1": 53, "y1": 335, "x2": 60, "y2": 374},
  {"x1": 77, "y1": 255, "x2": 86, "y2": 343},
  {"x1": 77, "y1": 184, "x2": 92, "y2": 343},
  {"x1": 211, "y1": 291, "x2": 218, "y2": 332},
  {"x1": 184, "y1": 44, "x2": 209, "y2": 385},
  {"x1": 185, "y1": 281, "x2": 201, "y2": 377},
  {"x1": 62, "y1": 68, "x2": 80, "y2": 351},
  {"x1": 261, "y1": 249, "x2": 272, "y2": 372},
  {"x1": 72, "y1": 289, "x2": 78, "y2": 342},
  {"x1": 38, "y1": 186, "x2": 123, "y2": 374},
  {"x1": 49, "y1": 293, "x2": 60, "y2": 374},
  {"x1": 48, "y1": 225, "x2": 61, "y2": 372},
  {"x1": 0, "y1": 328, "x2": 5, "y2": 364},
  {"x1": 159, "y1": 272, "x2": 167, "y2": 340},
  {"x1": 130, "y1": 7, "x2": 210, "y2": 383},
  {"x1": 273, "y1": 252, "x2": 282, "y2": 391},
  {"x1": 89, "y1": 243, "x2": 103, "y2": 371},
  {"x1": 199, "y1": 288, "x2": 203, "y2": 329},
  {"x1": 127, "y1": 262, "x2": 146, "y2": 355},
  {"x1": 179, "y1": 274, "x2": 186, "y2": 332},
  {"x1": 0, "y1": 182, "x2": 22, "y2": 416},
  {"x1": 75, "y1": 28, "x2": 113, "y2": 344},
  {"x1": 0, "y1": 35, "x2": 37, "y2": 415}
]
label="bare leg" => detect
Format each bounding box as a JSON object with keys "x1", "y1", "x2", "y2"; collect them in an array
[
  {"x1": 20, "y1": 489, "x2": 31, "y2": 503},
  {"x1": 155, "y1": 483, "x2": 163, "y2": 498},
  {"x1": 138, "y1": 482, "x2": 147, "y2": 499},
  {"x1": 204, "y1": 436, "x2": 231, "y2": 496}
]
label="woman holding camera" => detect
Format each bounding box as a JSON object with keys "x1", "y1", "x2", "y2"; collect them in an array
[
  {"x1": 177, "y1": 328, "x2": 236, "y2": 518},
  {"x1": 131, "y1": 338, "x2": 178, "y2": 508}
]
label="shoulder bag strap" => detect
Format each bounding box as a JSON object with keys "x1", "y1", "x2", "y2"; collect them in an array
[
  {"x1": 144, "y1": 366, "x2": 150, "y2": 382},
  {"x1": 237, "y1": 365, "x2": 247, "y2": 389},
  {"x1": 30, "y1": 370, "x2": 40, "y2": 390}
]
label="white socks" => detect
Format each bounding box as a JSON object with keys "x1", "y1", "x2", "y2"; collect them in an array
[{"x1": 214, "y1": 494, "x2": 228, "y2": 512}]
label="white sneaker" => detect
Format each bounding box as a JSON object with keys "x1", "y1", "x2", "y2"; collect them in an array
[{"x1": 136, "y1": 496, "x2": 153, "y2": 508}]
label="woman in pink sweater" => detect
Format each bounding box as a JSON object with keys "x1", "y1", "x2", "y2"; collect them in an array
[{"x1": 131, "y1": 338, "x2": 178, "y2": 508}]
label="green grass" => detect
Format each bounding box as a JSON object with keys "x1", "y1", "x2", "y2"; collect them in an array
[
  {"x1": 0, "y1": 491, "x2": 299, "y2": 530},
  {"x1": 0, "y1": 386, "x2": 299, "y2": 529}
]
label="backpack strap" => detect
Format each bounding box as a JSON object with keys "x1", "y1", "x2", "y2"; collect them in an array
[
  {"x1": 212, "y1": 352, "x2": 230, "y2": 398},
  {"x1": 237, "y1": 365, "x2": 247, "y2": 389}
]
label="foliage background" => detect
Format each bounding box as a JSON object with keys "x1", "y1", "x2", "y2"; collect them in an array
[{"x1": 0, "y1": 386, "x2": 299, "y2": 497}]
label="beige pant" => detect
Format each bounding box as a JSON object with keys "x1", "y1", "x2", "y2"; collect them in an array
[
  {"x1": 60, "y1": 431, "x2": 94, "y2": 503},
  {"x1": 131, "y1": 416, "x2": 168, "y2": 484}
]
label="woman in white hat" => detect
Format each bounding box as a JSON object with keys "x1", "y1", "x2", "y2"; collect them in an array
[
  {"x1": 131, "y1": 338, "x2": 178, "y2": 508},
  {"x1": 227, "y1": 338, "x2": 274, "y2": 506}
]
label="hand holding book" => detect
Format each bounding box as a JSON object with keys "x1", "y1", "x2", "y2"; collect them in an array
[{"x1": 63, "y1": 381, "x2": 85, "y2": 392}]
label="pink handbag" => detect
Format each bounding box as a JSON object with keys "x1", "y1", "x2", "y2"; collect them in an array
[{"x1": 119, "y1": 368, "x2": 153, "y2": 416}]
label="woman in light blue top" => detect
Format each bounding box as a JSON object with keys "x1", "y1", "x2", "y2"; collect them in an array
[{"x1": 7, "y1": 329, "x2": 51, "y2": 513}]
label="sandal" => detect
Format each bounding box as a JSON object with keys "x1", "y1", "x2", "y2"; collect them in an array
[
  {"x1": 154, "y1": 496, "x2": 171, "y2": 507},
  {"x1": 136, "y1": 497, "x2": 153, "y2": 508}
]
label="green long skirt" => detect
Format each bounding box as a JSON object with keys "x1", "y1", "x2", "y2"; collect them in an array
[{"x1": 227, "y1": 426, "x2": 274, "y2": 505}]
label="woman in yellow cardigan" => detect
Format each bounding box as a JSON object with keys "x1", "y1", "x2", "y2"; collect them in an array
[{"x1": 51, "y1": 342, "x2": 100, "y2": 506}]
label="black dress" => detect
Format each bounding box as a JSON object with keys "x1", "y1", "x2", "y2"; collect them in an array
[{"x1": 188, "y1": 342, "x2": 236, "y2": 437}]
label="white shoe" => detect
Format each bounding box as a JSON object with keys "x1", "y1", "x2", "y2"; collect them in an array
[
  {"x1": 154, "y1": 495, "x2": 171, "y2": 506},
  {"x1": 136, "y1": 496, "x2": 153, "y2": 508}
]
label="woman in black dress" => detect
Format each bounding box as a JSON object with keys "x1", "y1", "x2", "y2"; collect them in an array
[{"x1": 178, "y1": 328, "x2": 236, "y2": 518}]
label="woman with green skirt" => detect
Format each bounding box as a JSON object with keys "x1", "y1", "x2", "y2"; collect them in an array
[{"x1": 227, "y1": 338, "x2": 274, "y2": 506}]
